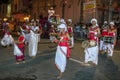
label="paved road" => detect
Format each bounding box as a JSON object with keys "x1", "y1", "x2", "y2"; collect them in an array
[{"x1": 0, "y1": 39, "x2": 120, "y2": 80}]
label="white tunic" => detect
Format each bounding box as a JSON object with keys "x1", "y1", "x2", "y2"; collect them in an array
[
  {"x1": 28, "y1": 30, "x2": 38, "y2": 57},
  {"x1": 1, "y1": 33, "x2": 14, "y2": 46}
]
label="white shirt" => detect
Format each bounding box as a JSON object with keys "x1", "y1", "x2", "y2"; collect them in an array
[{"x1": 31, "y1": 26, "x2": 39, "y2": 32}]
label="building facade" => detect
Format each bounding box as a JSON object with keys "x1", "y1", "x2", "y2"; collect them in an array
[
  {"x1": 83, "y1": 0, "x2": 120, "y2": 24},
  {"x1": 0, "y1": 0, "x2": 120, "y2": 24}
]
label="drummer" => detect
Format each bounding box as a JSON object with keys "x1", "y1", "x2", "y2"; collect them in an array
[
  {"x1": 82, "y1": 18, "x2": 100, "y2": 66},
  {"x1": 99, "y1": 21, "x2": 109, "y2": 53},
  {"x1": 106, "y1": 22, "x2": 117, "y2": 58}
]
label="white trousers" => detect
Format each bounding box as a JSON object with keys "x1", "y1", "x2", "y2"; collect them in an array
[
  {"x1": 70, "y1": 36, "x2": 74, "y2": 47},
  {"x1": 106, "y1": 44, "x2": 114, "y2": 57},
  {"x1": 99, "y1": 40, "x2": 107, "y2": 51},
  {"x1": 84, "y1": 46, "x2": 98, "y2": 65}
]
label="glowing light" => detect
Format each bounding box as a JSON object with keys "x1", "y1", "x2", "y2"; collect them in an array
[
  {"x1": 3, "y1": 18, "x2": 8, "y2": 21},
  {"x1": 24, "y1": 17, "x2": 30, "y2": 22}
]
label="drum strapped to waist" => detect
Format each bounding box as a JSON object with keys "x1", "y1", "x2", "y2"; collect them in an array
[
  {"x1": 103, "y1": 36, "x2": 114, "y2": 44},
  {"x1": 82, "y1": 40, "x2": 97, "y2": 48}
]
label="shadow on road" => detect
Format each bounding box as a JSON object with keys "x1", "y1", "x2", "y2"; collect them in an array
[
  {"x1": 98, "y1": 54, "x2": 120, "y2": 80},
  {"x1": 0, "y1": 77, "x2": 35, "y2": 80},
  {"x1": 74, "y1": 66, "x2": 96, "y2": 80},
  {"x1": 74, "y1": 54, "x2": 120, "y2": 80},
  {"x1": 0, "y1": 53, "x2": 55, "y2": 71}
]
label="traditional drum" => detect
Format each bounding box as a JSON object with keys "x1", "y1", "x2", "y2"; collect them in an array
[
  {"x1": 103, "y1": 37, "x2": 114, "y2": 44},
  {"x1": 82, "y1": 40, "x2": 97, "y2": 48}
]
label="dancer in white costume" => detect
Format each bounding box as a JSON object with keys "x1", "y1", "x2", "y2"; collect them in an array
[
  {"x1": 28, "y1": 23, "x2": 39, "y2": 57},
  {"x1": 106, "y1": 22, "x2": 117, "y2": 57},
  {"x1": 1, "y1": 25, "x2": 14, "y2": 47},
  {"x1": 55, "y1": 22, "x2": 70, "y2": 79},
  {"x1": 23, "y1": 23, "x2": 30, "y2": 44},
  {"x1": 31, "y1": 21, "x2": 40, "y2": 42},
  {"x1": 83, "y1": 18, "x2": 100, "y2": 66},
  {"x1": 29, "y1": 30, "x2": 38, "y2": 57}
]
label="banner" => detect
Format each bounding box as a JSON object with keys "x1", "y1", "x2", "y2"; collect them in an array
[
  {"x1": 83, "y1": 0, "x2": 96, "y2": 23},
  {"x1": 83, "y1": 1, "x2": 96, "y2": 13}
]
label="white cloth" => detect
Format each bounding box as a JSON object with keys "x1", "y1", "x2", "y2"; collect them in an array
[
  {"x1": 70, "y1": 36, "x2": 74, "y2": 47},
  {"x1": 58, "y1": 24, "x2": 67, "y2": 32},
  {"x1": 1, "y1": 33, "x2": 14, "y2": 46},
  {"x1": 55, "y1": 46, "x2": 67, "y2": 73},
  {"x1": 31, "y1": 26, "x2": 39, "y2": 32},
  {"x1": 14, "y1": 44, "x2": 23, "y2": 56},
  {"x1": 28, "y1": 30, "x2": 39, "y2": 57},
  {"x1": 99, "y1": 40, "x2": 107, "y2": 51},
  {"x1": 31, "y1": 26, "x2": 40, "y2": 42},
  {"x1": 91, "y1": 18, "x2": 99, "y2": 26},
  {"x1": 60, "y1": 19, "x2": 66, "y2": 24},
  {"x1": 84, "y1": 46, "x2": 98, "y2": 65},
  {"x1": 91, "y1": 18, "x2": 97, "y2": 23},
  {"x1": 25, "y1": 33, "x2": 30, "y2": 44},
  {"x1": 106, "y1": 44, "x2": 114, "y2": 57},
  {"x1": 109, "y1": 22, "x2": 115, "y2": 25},
  {"x1": 23, "y1": 25, "x2": 30, "y2": 44},
  {"x1": 58, "y1": 24, "x2": 66, "y2": 29}
]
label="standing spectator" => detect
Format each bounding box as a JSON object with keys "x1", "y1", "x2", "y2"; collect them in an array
[{"x1": 74, "y1": 23, "x2": 81, "y2": 40}]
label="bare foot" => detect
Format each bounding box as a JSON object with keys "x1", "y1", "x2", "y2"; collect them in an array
[
  {"x1": 57, "y1": 72, "x2": 63, "y2": 79},
  {"x1": 16, "y1": 62, "x2": 20, "y2": 64}
]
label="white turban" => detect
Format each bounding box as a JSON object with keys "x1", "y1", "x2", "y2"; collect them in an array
[
  {"x1": 91, "y1": 18, "x2": 97, "y2": 23},
  {"x1": 67, "y1": 19, "x2": 72, "y2": 22},
  {"x1": 104, "y1": 21, "x2": 108, "y2": 24},
  {"x1": 60, "y1": 19, "x2": 66, "y2": 24},
  {"x1": 58, "y1": 24, "x2": 67, "y2": 31},
  {"x1": 109, "y1": 22, "x2": 115, "y2": 25},
  {"x1": 91, "y1": 18, "x2": 98, "y2": 26}
]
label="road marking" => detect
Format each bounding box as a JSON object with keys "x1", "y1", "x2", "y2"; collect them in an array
[{"x1": 69, "y1": 58, "x2": 84, "y2": 64}]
